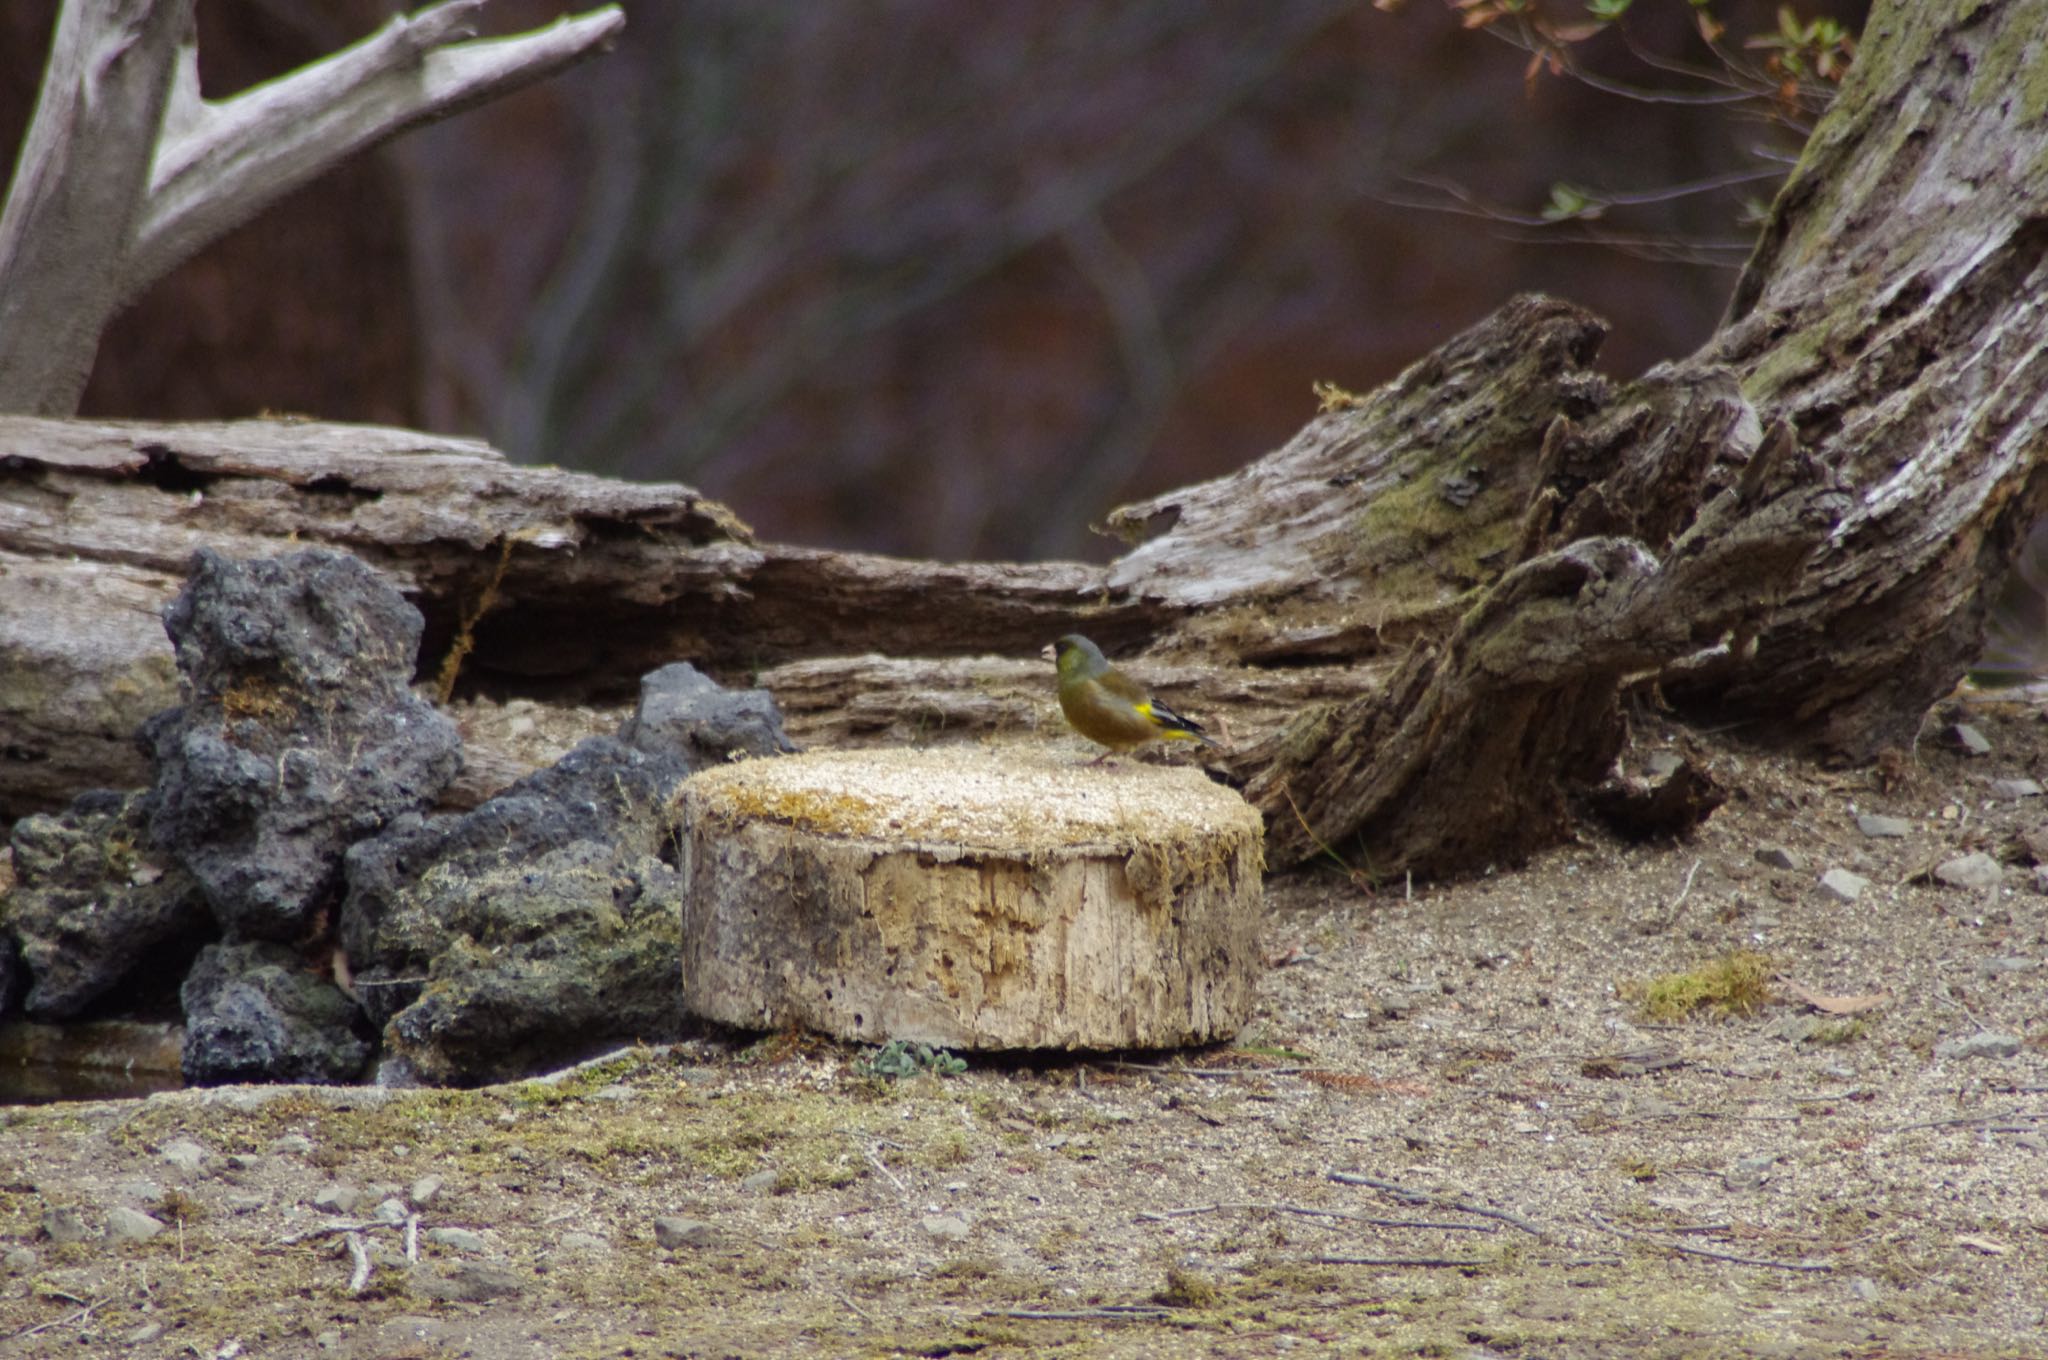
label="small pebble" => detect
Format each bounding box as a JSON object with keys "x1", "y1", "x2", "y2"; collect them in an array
[
  {"x1": 1766, "y1": 1015, "x2": 1824, "y2": 1043},
  {"x1": 740, "y1": 1170, "x2": 779, "y2": 1195},
  {"x1": 922, "y1": 1214, "x2": 971, "y2": 1242},
  {"x1": 1854, "y1": 814, "x2": 1912, "y2": 839},
  {"x1": 410, "y1": 1175, "x2": 444, "y2": 1206},
  {"x1": 106, "y1": 1206, "x2": 166, "y2": 1241},
  {"x1": 1977, "y1": 956, "x2": 2040, "y2": 976},
  {"x1": 124, "y1": 1322, "x2": 166, "y2": 1345},
  {"x1": 1934, "y1": 852, "x2": 2003, "y2": 890},
  {"x1": 41, "y1": 1207, "x2": 89, "y2": 1244},
  {"x1": 117, "y1": 1179, "x2": 164, "y2": 1204},
  {"x1": 426, "y1": 1227, "x2": 488, "y2": 1255},
  {"x1": 420, "y1": 1262, "x2": 523, "y2": 1301},
  {"x1": 1755, "y1": 846, "x2": 1803, "y2": 871},
  {"x1": 5, "y1": 1246, "x2": 40, "y2": 1274},
  {"x1": 1724, "y1": 1155, "x2": 1774, "y2": 1191},
  {"x1": 272, "y1": 1133, "x2": 315, "y2": 1156},
  {"x1": 559, "y1": 1231, "x2": 612, "y2": 1255},
  {"x1": 1849, "y1": 1276, "x2": 1881, "y2": 1302},
  {"x1": 158, "y1": 1139, "x2": 209, "y2": 1174},
  {"x1": 1988, "y1": 777, "x2": 2042, "y2": 800},
  {"x1": 654, "y1": 1216, "x2": 717, "y2": 1249},
  {"x1": 312, "y1": 1183, "x2": 362, "y2": 1215},
  {"x1": 1935, "y1": 1031, "x2": 2020, "y2": 1061},
  {"x1": 1951, "y1": 723, "x2": 1991, "y2": 755},
  {"x1": 1818, "y1": 868, "x2": 1868, "y2": 903},
  {"x1": 374, "y1": 1198, "x2": 410, "y2": 1225}
]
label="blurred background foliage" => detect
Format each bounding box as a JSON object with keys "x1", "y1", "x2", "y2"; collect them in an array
[{"x1": 1, "y1": 0, "x2": 1868, "y2": 562}]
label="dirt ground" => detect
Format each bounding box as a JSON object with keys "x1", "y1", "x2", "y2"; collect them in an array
[{"x1": 3, "y1": 692, "x2": 2046, "y2": 1359}]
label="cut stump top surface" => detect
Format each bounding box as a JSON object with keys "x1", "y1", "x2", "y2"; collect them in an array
[
  {"x1": 682, "y1": 743, "x2": 1261, "y2": 851},
  {"x1": 679, "y1": 745, "x2": 1265, "y2": 1050}
]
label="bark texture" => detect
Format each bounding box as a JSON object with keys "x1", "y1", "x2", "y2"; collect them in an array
[{"x1": 1690, "y1": 0, "x2": 2048, "y2": 756}]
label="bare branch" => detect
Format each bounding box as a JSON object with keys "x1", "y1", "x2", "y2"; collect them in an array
[
  {"x1": 0, "y1": 0, "x2": 625, "y2": 417},
  {"x1": 128, "y1": 3, "x2": 626, "y2": 298}
]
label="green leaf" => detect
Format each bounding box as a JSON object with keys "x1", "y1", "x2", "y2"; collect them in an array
[{"x1": 1541, "y1": 183, "x2": 1596, "y2": 221}]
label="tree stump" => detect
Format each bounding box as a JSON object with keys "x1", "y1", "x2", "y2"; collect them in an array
[{"x1": 678, "y1": 747, "x2": 1264, "y2": 1050}]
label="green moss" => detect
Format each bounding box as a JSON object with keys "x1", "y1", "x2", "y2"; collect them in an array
[
  {"x1": 1352, "y1": 463, "x2": 1517, "y2": 603},
  {"x1": 1632, "y1": 949, "x2": 1774, "y2": 1022},
  {"x1": 1155, "y1": 1266, "x2": 1220, "y2": 1308},
  {"x1": 1808, "y1": 1018, "x2": 1866, "y2": 1046}
]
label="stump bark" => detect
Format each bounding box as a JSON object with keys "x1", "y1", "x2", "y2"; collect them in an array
[{"x1": 678, "y1": 747, "x2": 1263, "y2": 1050}]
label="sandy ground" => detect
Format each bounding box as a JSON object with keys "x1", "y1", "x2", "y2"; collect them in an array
[{"x1": 2, "y1": 695, "x2": 2045, "y2": 1359}]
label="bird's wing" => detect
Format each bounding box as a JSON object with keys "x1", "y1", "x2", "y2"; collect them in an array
[
  {"x1": 1097, "y1": 669, "x2": 1151, "y2": 704},
  {"x1": 1144, "y1": 698, "x2": 1208, "y2": 737}
]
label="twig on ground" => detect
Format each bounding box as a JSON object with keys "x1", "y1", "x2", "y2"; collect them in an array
[
  {"x1": 1115, "y1": 1061, "x2": 1314, "y2": 1079},
  {"x1": 404, "y1": 1214, "x2": 420, "y2": 1262},
  {"x1": 1134, "y1": 1201, "x2": 1496, "y2": 1233},
  {"x1": 982, "y1": 1306, "x2": 1173, "y2": 1321},
  {"x1": 1671, "y1": 857, "x2": 1702, "y2": 910},
  {"x1": 279, "y1": 1219, "x2": 411, "y2": 1245},
  {"x1": 1586, "y1": 1212, "x2": 1831, "y2": 1271},
  {"x1": 864, "y1": 1140, "x2": 909, "y2": 1197},
  {"x1": 1895, "y1": 1108, "x2": 2042, "y2": 1133},
  {"x1": 1327, "y1": 1171, "x2": 1548, "y2": 1238},
  {"x1": 14, "y1": 1298, "x2": 104, "y2": 1340},
  {"x1": 344, "y1": 1231, "x2": 372, "y2": 1296},
  {"x1": 836, "y1": 1291, "x2": 874, "y2": 1320},
  {"x1": 1935, "y1": 980, "x2": 1989, "y2": 1032},
  {"x1": 1311, "y1": 1254, "x2": 1488, "y2": 1267}
]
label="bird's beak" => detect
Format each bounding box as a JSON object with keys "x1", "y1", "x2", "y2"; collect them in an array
[{"x1": 1039, "y1": 643, "x2": 1056, "y2": 662}]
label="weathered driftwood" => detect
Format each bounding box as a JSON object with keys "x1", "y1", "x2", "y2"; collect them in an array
[
  {"x1": 1679, "y1": 0, "x2": 2048, "y2": 756},
  {"x1": 1244, "y1": 422, "x2": 1846, "y2": 868},
  {"x1": 677, "y1": 747, "x2": 1264, "y2": 1049},
  {"x1": 0, "y1": 298, "x2": 1593, "y2": 827},
  {"x1": 0, "y1": 415, "x2": 1143, "y2": 814}
]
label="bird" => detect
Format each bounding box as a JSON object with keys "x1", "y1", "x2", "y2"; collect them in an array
[{"x1": 1045, "y1": 633, "x2": 1217, "y2": 763}]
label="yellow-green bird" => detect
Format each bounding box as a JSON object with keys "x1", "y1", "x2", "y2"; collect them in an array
[{"x1": 1045, "y1": 634, "x2": 1217, "y2": 763}]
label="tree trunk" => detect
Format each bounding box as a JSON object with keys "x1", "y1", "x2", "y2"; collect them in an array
[{"x1": 1680, "y1": 0, "x2": 2048, "y2": 757}]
